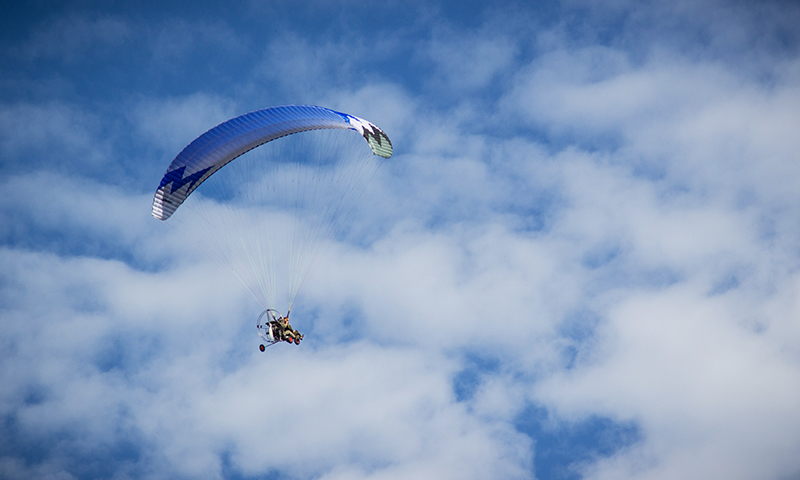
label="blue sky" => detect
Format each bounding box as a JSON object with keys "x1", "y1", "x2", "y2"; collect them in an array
[{"x1": 2, "y1": 1, "x2": 800, "y2": 479}]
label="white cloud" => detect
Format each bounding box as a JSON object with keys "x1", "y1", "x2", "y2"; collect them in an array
[
  {"x1": 0, "y1": 102, "x2": 109, "y2": 171},
  {"x1": 0, "y1": 243, "x2": 533, "y2": 479},
  {"x1": 130, "y1": 94, "x2": 240, "y2": 158},
  {"x1": 533, "y1": 281, "x2": 800, "y2": 479},
  {"x1": 424, "y1": 31, "x2": 519, "y2": 93}
]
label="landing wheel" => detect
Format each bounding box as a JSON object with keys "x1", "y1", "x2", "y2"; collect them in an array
[{"x1": 259, "y1": 344, "x2": 266, "y2": 352}]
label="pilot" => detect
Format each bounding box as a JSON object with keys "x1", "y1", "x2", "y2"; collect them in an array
[{"x1": 273, "y1": 315, "x2": 303, "y2": 345}]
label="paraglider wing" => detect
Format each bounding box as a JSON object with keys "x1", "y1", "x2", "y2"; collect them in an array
[{"x1": 152, "y1": 105, "x2": 392, "y2": 220}]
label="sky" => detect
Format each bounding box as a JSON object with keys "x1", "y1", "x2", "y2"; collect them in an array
[{"x1": 2, "y1": 0, "x2": 800, "y2": 479}]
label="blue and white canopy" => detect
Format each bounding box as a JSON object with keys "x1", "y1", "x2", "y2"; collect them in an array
[{"x1": 152, "y1": 105, "x2": 392, "y2": 220}]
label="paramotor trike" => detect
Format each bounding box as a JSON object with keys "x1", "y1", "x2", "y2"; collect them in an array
[{"x1": 256, "y1": 309, "x2": 303, "y2": 351}]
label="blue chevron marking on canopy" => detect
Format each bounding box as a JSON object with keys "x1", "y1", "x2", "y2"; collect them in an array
[{"x1": 160, "y1": 166, "x2": 213, "y2": 194}]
